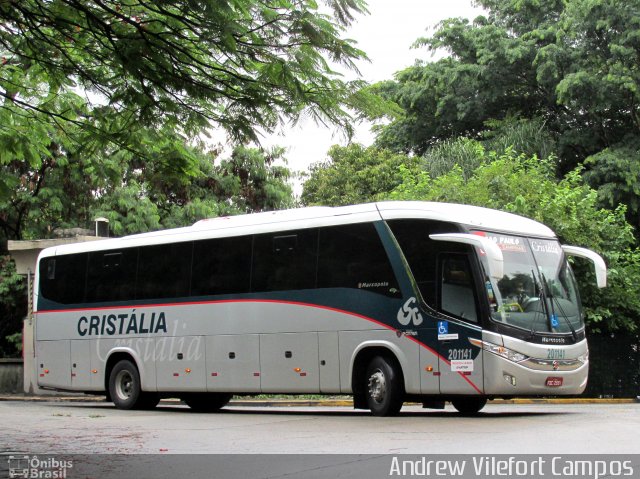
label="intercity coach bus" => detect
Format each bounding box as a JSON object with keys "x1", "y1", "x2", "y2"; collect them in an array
[{"x1": 33, "y1": 201, "x2": 606, "y2": 416}]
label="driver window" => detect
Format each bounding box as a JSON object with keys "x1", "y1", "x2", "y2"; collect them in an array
[{"x1": 440, "y1": 254, "x2": 478, "y2": 322}]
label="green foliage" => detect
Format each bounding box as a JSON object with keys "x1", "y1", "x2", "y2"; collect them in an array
[
  {"x1": 0, "y1": 0, "x2": 364, "y2": 237},
  {"x1": 369, "y1": 0, "x2": 640, "y2": 182},
  {"x1": 420, "y1": 137, "x2": 486, "y2": 181},
  {"x1": 0, "y1": 259, "x2": 27, "y2": 358},
  {"x1": 482, "y1": 117, "x2": 558, "y2": 162},
  {"x1": 389, "y1": 144, "x2": 640, "y2": 333},
  {"x1": 301, "y1": 143, "x2": 421, "y2": 206},
  {"x1": 583, "y1": 138, "x2": 640, "y2": 233},
  {"x1": 0, "y1": 0, "x2": 368, "y2": 146},
  {"x1": 5, "y1": 332, "x2": 22, "y2": 356}
]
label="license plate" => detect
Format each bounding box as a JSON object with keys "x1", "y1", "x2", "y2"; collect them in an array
[{"x1": 545, "y1": 377, "x2": 563, "y2": 387}]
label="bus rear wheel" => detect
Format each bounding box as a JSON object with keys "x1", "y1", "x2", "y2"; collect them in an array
[
  {"x1": 451, "y1": 397, "x2": 487, "y2": 415},
  {"x1": 109, "y1": 359, "x2": 144, "y2": 410},
  {"x1": 182, "y1": 393, "x2": 233, "y2": 412},
  {"x1": 365, "y1": 356, "x2": 404, "y2": 417}
]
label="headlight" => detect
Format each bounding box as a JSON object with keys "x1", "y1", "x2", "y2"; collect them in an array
[{"x1": 483, "y1": 342, "x2": 528, "y2": 363}]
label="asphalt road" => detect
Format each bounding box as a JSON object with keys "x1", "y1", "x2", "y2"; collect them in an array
[{"x1": 1, "y1": 400, "x2": 639, "y2": 455}]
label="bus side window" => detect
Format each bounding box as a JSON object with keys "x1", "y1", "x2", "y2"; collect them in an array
[
  {"x1": 252, "y1": 229, "x2": 318, "y2": 292},
  {"x1": 387, "y1": 219, "x2": 462, "y2": 310},
  {"x1": 86, "y1": 248, "x2": 138, "y2": 303},
  {"x1": 136, "y1": 242, "x2": 192, "y2": 300},
  {"x1": 439, "y1": 254, "x2": 478, "y2": 322},
  {"x1": 39, "y1": 253, "x2": 87, "y2": 305},
  {"x1": 191, "y1": 236, "x2": 252, "y2": 297},
  {"x1": 317, "y1": 223, "x2": 400, "y2": 298}
]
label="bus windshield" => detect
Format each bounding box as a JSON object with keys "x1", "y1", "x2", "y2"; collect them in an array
[{"x1": 475, "y1": 232, "x2": 584, "y2": 334}]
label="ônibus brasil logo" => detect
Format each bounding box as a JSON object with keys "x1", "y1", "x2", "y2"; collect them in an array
[{"x1": 7, "y1": 455, "x2": 73, "y2": 479}]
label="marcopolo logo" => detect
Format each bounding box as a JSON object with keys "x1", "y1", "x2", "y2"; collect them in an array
[
  {"x1": 7, "y1": 455, "x2": 73, "y2": 479},
  {"x1": 397, "y1": 297, "x2": 423, "y2": 327}
]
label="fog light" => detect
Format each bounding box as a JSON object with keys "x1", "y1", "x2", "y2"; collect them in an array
[{"x1": 503, "y1": 373, "x2": 517, "y2": 387}]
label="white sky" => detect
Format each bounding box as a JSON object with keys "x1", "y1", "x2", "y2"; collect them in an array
[{"x1": 257, "y1": 0, "x2": 483, "y2": 194}]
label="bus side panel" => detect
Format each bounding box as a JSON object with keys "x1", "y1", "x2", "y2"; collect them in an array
[
  {"x1": 36, "y1": 340, "x2": 71, "y2": 389},
  {"x1": 206, "y1": 334, "x2": 261, "y2": 393},
  {"x1": 155, "y1": 335, "x2": 206, "y2": 392},
  {"x1": 419, "y1": 337, "x2": 441, "y2": 394},
  {"x1": 338, "y1": 330, "x2": 421, "y2": 395},
  {"x1": 70, "y1": 340, "x2": 92, "y2": 389},
  {"x1": 319, "y1": 331, "x2": 341, "y2": 393},
  {"x1": 260, "y1": 332, "x2": 320, "y2": 393}
]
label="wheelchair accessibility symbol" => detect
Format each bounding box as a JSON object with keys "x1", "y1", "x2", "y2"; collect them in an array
[
  {"x1": 437, "y1": 321, "x2": 458, "y2": 340},
  {"x1": 438, "y1": 321, "x2": 448, "y2": 335}
]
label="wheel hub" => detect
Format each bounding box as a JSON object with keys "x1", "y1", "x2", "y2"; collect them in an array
[
  {"x1": 115, "y1": 370, "x2": 133, "y2": 400},
  {"x1": 368, "y1": 369, "x2": 386, "y2": 404}
]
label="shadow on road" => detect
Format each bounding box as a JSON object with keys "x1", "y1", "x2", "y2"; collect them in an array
[{"x1": 58, "y1": 401, "x2": 573, "y2": 419}]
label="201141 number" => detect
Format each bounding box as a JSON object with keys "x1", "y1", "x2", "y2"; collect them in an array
[{"x1": 448, "y1": 348, "x2": 473, "y2": 361}]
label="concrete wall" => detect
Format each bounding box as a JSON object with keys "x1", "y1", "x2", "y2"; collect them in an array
[{"x1": 0, "y1": 359, "x2": 23, "y2": 393}]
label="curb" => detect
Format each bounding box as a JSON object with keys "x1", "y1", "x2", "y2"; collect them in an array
[{"x1": 0, "y1": 395, "x2": 637, "y2": 406}]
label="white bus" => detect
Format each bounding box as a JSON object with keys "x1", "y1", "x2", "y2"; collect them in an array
[{"x1": 33, "y1": 201, "x2": 606, "y2": 416}]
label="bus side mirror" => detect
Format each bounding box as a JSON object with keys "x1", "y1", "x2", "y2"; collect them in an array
[
  {"x1": 561, "y1": 245, "x2": 607, "y2": 288},
  {"x1": 430, "y1": 233, "x2": 504, "y2": 280}
]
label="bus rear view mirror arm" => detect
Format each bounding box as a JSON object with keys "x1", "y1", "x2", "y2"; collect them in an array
[
  {"x1": 561, "y1": 245, "x2": 607, "y2": 288},
  {"x1": 429, "y1": 233, "x2": 504, "y2": 280}
]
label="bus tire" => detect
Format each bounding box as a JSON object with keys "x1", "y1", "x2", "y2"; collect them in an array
[
  {"x1": 182, "y1": 393, "x2": 233, "y2": 412},
  {"x1": 451, "y1": 397, "x2": 487, "y2": 415},
  {"x1": 365, "y1": 356, "x2": 404, "y2": 416},
  {"x1": 109, "y1": 359, "x2": 143, "y2": 410}
]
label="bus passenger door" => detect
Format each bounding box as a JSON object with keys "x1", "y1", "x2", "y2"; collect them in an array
[{"x1": 436, "y1": 253, "x2": 484, "y2": 395}]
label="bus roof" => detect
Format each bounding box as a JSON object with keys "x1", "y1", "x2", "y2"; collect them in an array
[{"x1": 40, "y1": 201, "x2": 556, "y2": 258}]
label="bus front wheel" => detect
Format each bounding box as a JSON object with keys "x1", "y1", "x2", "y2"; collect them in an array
[
  {"x1": 451, "y1": 397, "x2": 487, "y2": 415},
  {"x1": 365, "y1": 356, "x2": 404, "y2": 417}
]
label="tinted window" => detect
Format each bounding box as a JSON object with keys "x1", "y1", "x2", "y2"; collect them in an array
[
  {"x1": 317, "y1": 223, "x2": 400, "y2": 298},
  {"x1": 136, "y1": 242, "x2": 192, "y2": 300},
  {"x1": 191, "y1": 236, "x2": 252, "y2": 296},
  {"x1": 86, "y1": 248, "x2": 138, "y2": 303},
  {"x1": 252, "y1": 229, "x2": 318, "y2": 292},
  {"x1": 440, "y1": 254, "x2": 478, "y2": 322},
  {"x1": 388, "y1": 219, "x2": 462, "y2": 309},
  {"x1": 39, "y1": 253, "x2": 87, "y2": 304}
]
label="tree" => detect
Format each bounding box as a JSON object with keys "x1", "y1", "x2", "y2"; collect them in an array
[
  {"x1": 0, "y1": 0, "x2": 370, "y2": 219},
  {"x1": 389, "y1": 144, "x2": 640, "y2": 333},
  {"x1": 93, "y1": 144, "x2": 294, "y2": 235},
  {"x1": 583, "y1": 138, "x2": 640, "y2": 234},
  {"x1": 371, "y1": 0, "x2": 640, "y2": 173},
  {"x1": 301, "y1": 143, "x2": 421, "y2": 206},
  {"x1": 0, "y1": 131, "x2": 294, "y2": 240},
  {"x1": 1, "y1": 0, "x2": 368, "y2": 144},
  {"x1": 0, "y1": 258, "x2": 26, "y2": 357}
]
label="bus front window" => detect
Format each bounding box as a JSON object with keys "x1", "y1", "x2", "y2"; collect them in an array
[{"x1": 476, "y1": 232, "x2": 584, "y2": 334}]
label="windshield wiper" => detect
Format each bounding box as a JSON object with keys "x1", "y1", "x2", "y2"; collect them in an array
[
  {"x1": 541, "y1": 272, "x2": 577, "y2": 341},
  {"x1": 528, "y1": 269, "x2": 549, "y2": 339}
]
